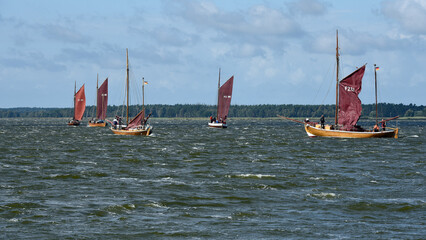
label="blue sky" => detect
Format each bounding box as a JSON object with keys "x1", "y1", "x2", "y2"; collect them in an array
[{"x1": 1, "y1": 0, "x2": 425, "y2": 107}]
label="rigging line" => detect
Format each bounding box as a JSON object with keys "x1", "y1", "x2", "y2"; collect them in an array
[
  {"x1": 378, "y1": 73, "x2": 383, "y2": 117},
  {"x1": 128, "y1": 64, "x2": 143, "y2": 113},
  {"x1": 311, "y1": 61, "x2": 333, "y2": 104},
  {"x1": 320, "y1": 62, "x2": 337, "y2": 106}
]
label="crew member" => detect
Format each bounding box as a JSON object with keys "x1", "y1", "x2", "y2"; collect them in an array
[
  {"x1": 320, "y1": 115, "x2": 325, "y2": 129},
  {"x1": 113, "y1": 116, "x2": 118, "y2": 129},
  {"x1": 373, "y1": 124, "x2": 380, "y2": 132}
]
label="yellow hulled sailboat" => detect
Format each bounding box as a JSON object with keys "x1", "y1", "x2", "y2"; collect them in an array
[
  {"x1": 110, "y1": 49, "x2": 152, "y2": 136},
  {"x1": 281, "y1": 30, "x2": 399, "y2": 138}
]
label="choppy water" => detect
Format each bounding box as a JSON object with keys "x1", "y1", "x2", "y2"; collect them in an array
[{"x1": 0, "y1": 118, "x2": 424, "y2": 239}]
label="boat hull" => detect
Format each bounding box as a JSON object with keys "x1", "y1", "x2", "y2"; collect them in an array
[
  {"x1": 110, "y1": 126, "x2": 152, "y2": 136},
  {"x1": 67, "y1": 120, "x2": 80, "y2": 126},
  {"x1": 208, "y1": 122, "x2": 227, "y2": 128},
  {"x1": 305, "y1": 125, "x2": 398, "y2": 138},
  {"x1": 88, "y1": 121, "x2": 107, "y2": 127}
]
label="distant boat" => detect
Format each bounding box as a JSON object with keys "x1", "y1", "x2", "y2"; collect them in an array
[
  {"x1": 280, "y1": 30, "x2": 399, "y2": 138},
  {"x1": 88, "y1": 74, "x2": 108, "y2": 127},
  {"x1": 208, "y1": 68, "x2": 234, "y2": 128},
  {"x1": 68, "y1": 82, "x2": 86, "y2": 126},
  {"x1": 110, "y1": 49, "x2": 152, "y2": 136}
]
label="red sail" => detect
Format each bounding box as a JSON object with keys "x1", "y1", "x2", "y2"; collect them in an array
[
  {"x1": 217, "y1": 76, "x2": 234, "y2": 121},
  {"x1": 338, "y1": 65, "x2": 365, "y2": 128},
  {"x1": 125, "y1": 109, "x2": 145, "y2": 130},
  {"x1": 74, "y1": 84, "x2": 86, "y2": 121},
  {"x1": 96, "y1": 78, "x2": 108, "y2": 120}
]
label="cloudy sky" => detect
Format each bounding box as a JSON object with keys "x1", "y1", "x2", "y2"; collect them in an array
[{"x1": 1, "y1": 0, "x2": 425, "y2": 108}]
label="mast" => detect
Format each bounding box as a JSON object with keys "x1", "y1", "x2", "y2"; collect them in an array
[
  {"x1": 96, "y1": 73, "x2": 98, "y2": 119},
  {"x1": 142, "y1": 77, "x2": 145, "y2": 112},
  {"x1": 335, "y1": 30, "x2": 339, "y2": 126},
  {"x1": 126, "y1": 48, "x2": 129, "y2": 125},
  {"x1": 73, "y1": 81, "x2": 76, "y2": 119},
  {"x1": 217, "y1": 68, "x2": 221, "y2": 119},
  {"x1": 374, "y1": 64, "x2": 378, "y2": 124}
]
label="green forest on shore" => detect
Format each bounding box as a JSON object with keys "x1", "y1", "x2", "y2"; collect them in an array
[{"x1": 1, "y1": 103, "x2": 425, "y2": 119}]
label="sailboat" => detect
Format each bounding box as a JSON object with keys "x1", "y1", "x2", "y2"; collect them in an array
[
  {"x1": 88, "y1": 74, "x2": 108, "y2": 127},
  {"x1": 292, "y1": 30, "x2": 399, "y2": 138},
  {"x1": 67, "y1": 82, "x2": 86, "y2": 126},
  {"x1": 208, "y1": 68, "x2": 234, "y2": 128},
  {"x1": 110, "y1": 49, "x2": 152, "y2": 136}
]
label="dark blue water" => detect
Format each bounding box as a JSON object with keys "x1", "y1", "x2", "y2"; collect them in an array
[{"x1": 0, "y1": 118, "x2": 424, "y2": 239}]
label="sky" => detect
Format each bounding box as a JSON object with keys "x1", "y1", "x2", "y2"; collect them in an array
[{"x1": 1, "y1": 0, "x2": 425, "y2": 108}]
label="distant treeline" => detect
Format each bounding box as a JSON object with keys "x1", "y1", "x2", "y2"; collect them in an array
[{"x1": 1, "y1": 103, "x2": 425, "y2": 118}]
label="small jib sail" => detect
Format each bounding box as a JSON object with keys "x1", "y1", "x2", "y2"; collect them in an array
[
  {"x1": 96, "y1": 78, "x2": 108, "y2": 120},
  {"x1": 217, "y1": 76, "x2": 234, "y2": 121},
  {"x1": 338, "y1": 65, "x2": 365, "y2": 129},
  {"x1": 74, "y1": 84, "x2": 86, "y2": 121}
]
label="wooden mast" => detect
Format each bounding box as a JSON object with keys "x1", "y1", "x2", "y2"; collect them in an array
[
  {"x1": 335, "y1": 30, "x2": 339, "y2": 127},
  {"x1": 96, "y1": 73, "x2": 98, "y2": 119},
  {"x1": 126, "y1": 48, "x2": 129, "y2": 126},
  {"x1": 374, "y1": 64, "x2": 378, "y2": 125},
  {"x1": 142, "y1": 77, "x2": 145, "y2": 112},
  {"x1": 73, "y1": 81, "x2": 76, "y2": 120},
  {"x1": 217, "y1": 68, "x2": 221, "y2": 119}
]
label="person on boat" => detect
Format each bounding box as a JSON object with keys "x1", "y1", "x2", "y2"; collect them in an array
[
  {"x1": 320, "y1": 115, "x2": 325, "y2": 129},
  {"x1": 219, "y1": 117, "x2": 223, "y2": 123},
  {"x1": 373, "y1": 124, "x2": 380, "y2": 132},
  {"x1": 118, "y1": 117, "x2": 122, "y2": 129},
  {"x1": 381, "y1": 119, "x2": 386, "y2": 131},
  {"x1": 213, "y1": 117, "x2": 216, "y2": 123},
  {"x1": 223, "y1": 115, "x2": 227, "y2": 124},
  {"x1": 210, "y1": 116, "x2": 213, "y2": 123},
  {"x1": 113, "y1": 116, "x2": 118, "y2": 129}
]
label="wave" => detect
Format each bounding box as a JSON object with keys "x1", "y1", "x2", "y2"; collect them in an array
[
  {"x1": 407, "y1": 135, "x2": 419, "y2": 138},
  {"x1": 227, "y1": 174, "x2": 276, "y2": 179},
  {"x1": 308, "y1": 192, "x2": 338, "y2": 199}
]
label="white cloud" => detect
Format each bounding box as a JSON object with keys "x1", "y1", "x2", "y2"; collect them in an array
[
  {"x1": 304, "y1": 29, "x2": 410, "y2": 56},
  {"x1": 173, "y1": 1, "x2": 304, "y2": 54},
  {"x1": 41, "y1": 24, "x2": 91, "y2": 44},
  {"x1": 382, "y1": 0, "x2": 426, "y2": 35},
  {"x1": 287, "y1": 0, "x2": 329, "y2": 16}
]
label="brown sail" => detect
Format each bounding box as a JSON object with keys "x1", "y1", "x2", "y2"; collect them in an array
[
  {"x1": 125, "y1": 109, "x2": 145, "y2": 130},
  {"x1": 338, "y1": 65, "x2": 365, "y2": 129},
  {"x1": 217, "y1": 76, "x2": 234, "y2": 121},
  {"x1": 74, "y1": 85, "x2": 86, "y2": 121},
  {"x1": 96, "y1": 78, "x2": 108, "y2": 120}
]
